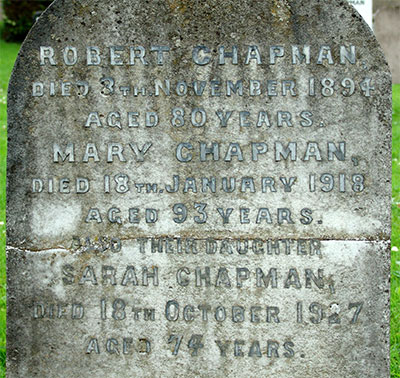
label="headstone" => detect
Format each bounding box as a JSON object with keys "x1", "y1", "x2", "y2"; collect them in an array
[
  {"x1": 6, "y1": 0, "x2": 391, "y2": 376},
  {"x1": 347, "y1": 0, "x2": 373, "y2": 28}
]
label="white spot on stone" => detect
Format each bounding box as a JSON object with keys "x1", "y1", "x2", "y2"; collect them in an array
[
  {"x1": 330, "y1": 303, "x2": 340, "y2": 313},
  {"x1": 32, "y1": 201, "x2": 81, "y2": 238}
]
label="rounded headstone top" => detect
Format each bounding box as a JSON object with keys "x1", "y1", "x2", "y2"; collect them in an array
[{"x1": 7, "y1": 0, "x2": 391, "y2": 250}]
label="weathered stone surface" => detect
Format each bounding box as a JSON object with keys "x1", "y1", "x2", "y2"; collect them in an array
[
  {"x1": 7, "y1": 241, "x2": 390, "y2": 377},
  {"x1": 6, "y1": 0, "x2": 391, "y2": 376}
]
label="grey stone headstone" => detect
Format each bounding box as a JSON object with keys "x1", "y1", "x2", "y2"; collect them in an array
[{"x1": 6, "y1": 0, "x2": 391, "y2": 376}]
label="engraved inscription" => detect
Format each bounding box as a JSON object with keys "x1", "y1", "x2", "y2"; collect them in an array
[{"x1": 6, "y1": 1, "x2": 391, "y2": 375}]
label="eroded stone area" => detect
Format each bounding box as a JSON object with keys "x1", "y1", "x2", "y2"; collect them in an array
[{"x1": 7, "y1": 240, "x2": 389, "y2": 377}]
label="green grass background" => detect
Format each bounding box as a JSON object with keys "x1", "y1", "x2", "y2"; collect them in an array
[
  {"x1": 1, "y1": 38, "x2": 400, "y2": 377},
  {"x1": 0, "y1": 37, "x2": 19, "y2": 378}
]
